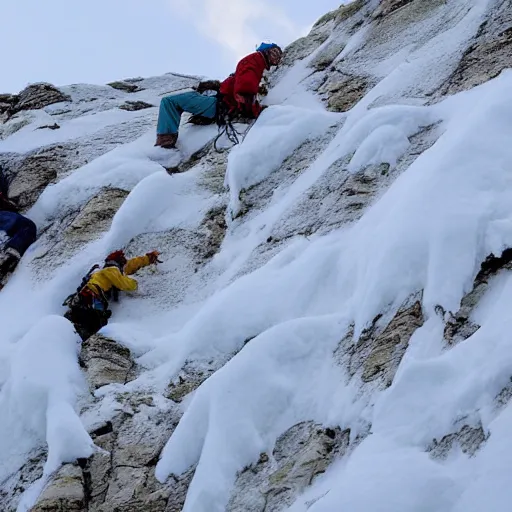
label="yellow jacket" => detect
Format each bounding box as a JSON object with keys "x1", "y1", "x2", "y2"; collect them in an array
[{"x1": 86, "y1": 255, "x2": 151, "y2": 294}]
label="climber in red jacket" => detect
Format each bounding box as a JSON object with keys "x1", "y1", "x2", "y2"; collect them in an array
[
  {"x1": 219, "y1": 43, "x2": 283, "y2": 118},
  {"x1": 155, "y1": 43, "x2": 283, "y2": 148}
]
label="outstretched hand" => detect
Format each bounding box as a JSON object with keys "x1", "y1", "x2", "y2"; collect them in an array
[{"x1": 146, "y1": 251, "x2": 161, "y2": 264}]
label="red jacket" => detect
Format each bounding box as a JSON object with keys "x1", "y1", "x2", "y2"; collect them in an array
[{"x1": 220, "y1": 51, "x2": 269, "y2": 118}]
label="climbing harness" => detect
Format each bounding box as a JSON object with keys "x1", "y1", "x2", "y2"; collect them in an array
[
  {"x1": 213, "y1": 112, "x2": 255, "y2": 153},
  {"x1": 214, "y1": 119, "x2": 245, "y2": 153},
  {"x1": 62, "y1": 264, "x2": 102, "y2": 309}
]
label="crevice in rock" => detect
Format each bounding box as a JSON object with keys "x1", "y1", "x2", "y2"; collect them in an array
[
  {"x1": 337, "y1": 298, "x2": 424, "y2": 388},
  {"x1": 440, "y1": 21, "x2": 512, "y2": 95},
  {"x1": 165, "y1": 140, "x2": 215, "y2": 175},
  {"x1": 90, "y1": 422, "x2": 114, "y2": 438},
  {"x1": 444, "y1": 248, "x2": 512, "y2": 345}
]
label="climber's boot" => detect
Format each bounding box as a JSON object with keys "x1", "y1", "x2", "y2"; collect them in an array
[{"x1": 155, "y1": 133, "x2": 178, "y2": 149}]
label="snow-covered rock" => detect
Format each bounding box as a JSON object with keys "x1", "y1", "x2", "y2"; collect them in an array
[{"x1": 2, "y1": 0, "x2": 512, "y2": 511}]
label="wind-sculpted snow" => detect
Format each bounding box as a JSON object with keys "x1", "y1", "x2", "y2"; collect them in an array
[
  {"x1": 156, "y1": 316, "x2": 345, "y2": 512},
  {"x1": 138, "y1": 70, "x2": 512, "y2": 511},
  {"x1": 225, "y1": 105, "x2": 339, "y2": 217},
  {"x1": 0, "y1": 316, "x2": 94, "y2": 511}
]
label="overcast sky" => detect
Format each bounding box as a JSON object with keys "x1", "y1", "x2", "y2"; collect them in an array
[{"x1": 1, "y1": 0, "x2": 343, "y2": 93}]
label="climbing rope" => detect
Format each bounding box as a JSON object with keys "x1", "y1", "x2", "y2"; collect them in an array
[{"x1": 213, "y1": 118, "x2": 254, "y2": 153}]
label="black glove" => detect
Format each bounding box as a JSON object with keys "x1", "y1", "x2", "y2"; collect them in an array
[{"x1": 196, "y1": 80, "x2": 221, "y2": 94}]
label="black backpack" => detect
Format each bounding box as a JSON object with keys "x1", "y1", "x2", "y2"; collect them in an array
[{"x1": 62, "y1": 264, "x2": 101, "y2": 308}]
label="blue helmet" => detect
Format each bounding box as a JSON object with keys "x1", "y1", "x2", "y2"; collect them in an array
[{"x1": 257, "y1": 42, "x2": 279, "y2": 52}]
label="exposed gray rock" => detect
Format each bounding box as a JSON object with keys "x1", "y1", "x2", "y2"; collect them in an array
[
  {"x1": 3, "y1": 2, "x2": 512, "y2": 511},
  {"x1": 166, "y1": 364, "x2": 216, "y2": 403},
  {"x1": 0, "y1": 451, "x2": 45, "y2": 512},
  {"x1": 428, "y1": 424, "x2": 489, "y2": 459},
  {"x1": 163, "y1": 469, "x2": 195, "y2": 512},
  {"x1": 347, "y1": 300, "x2": 424, "y2": 386},
  {"x1": 80, "y1": 335, "x2": 137, "y2": 390},
  {"x1": 85, "y1": 433, "x2": 113, "y2": 506},
  {"x1": 362, "y1": 301, "x2": 424, "y2": 383},
  {"x1": 6, "y1": 146, "x2": 63, "y2": 209},
  {"x1": 325, "y1": 74, "x2": 369, "y2": 112},
  {"x1": 29, "y1": 188, "x2": 129, "y2": 276},
  {"x1": 312, "y1": 0, "x2": 365, "y2": 30},
  {"x1": 119, "y1": 100, "x2": 154, "y2": 111},
  {"x1": 337, "y1": 0, "x2": 452, "y2": 101},
  {"x1": 0, "y1": 93, "x2": 17, "y2": 117},
  {"x1": 310, "y1": 39, "x2": 346, "y2": 71},
  {"x1": 107, "y1": 81, "x2": 142, "y2": 93},
  {"x1": 112, "y1": 409, "x2": 172, "y2": 469},
  {"x1": 265, "y1": 122, "x2": 440, "y2": 250},
  {"x1": 198, "y1": 205, "x2": 227, "y2": 261},
  {"x1": 0, "y1": 137, "x2": 110, "y2": 210},
  {"x1": 197, "y1": 149, "x2": 228, "y2": 195},
  {"x1": 12, "y1": 83, "x2": 70, "y2": 117},
  {"x1": 443, "y1": 26, "x2": 512, "y2": 95},
  {"x1": 444, "y1": 249, "x2": 512, "y2": 345},
  {"x1": 495, "y1": 378, "x2": 512, "y2": 410},
  {"x1": 31, "y1": 464, "x2": 86, "y2": 512},
  {"x1": 81, "y1": 397, "x2": 188, "y2": 512},
  {"x1": 443, "y1": 314, "x2": 480, "y2": 346},
  {"x1": 97, "y1": 466, "x2": 148, "y2": 511},
  {"x1": 65, "y1": 188, "x2": 129, "y2": 242},
  {"x1": 282, "y1": 33, "x2": 330, "y2": 67},
  {"x1": 23, "y1": 393, "x2": 188, "y2": 512},
  {"x1": 228, "y1": 422, "x2": 350, "y2": 512}
]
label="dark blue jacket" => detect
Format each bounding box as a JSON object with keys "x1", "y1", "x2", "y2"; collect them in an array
[{"x1": 0, "y1": 211, "x2": 37, "y2": 256}]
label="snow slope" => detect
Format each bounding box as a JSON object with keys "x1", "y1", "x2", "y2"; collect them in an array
[{"x1": 2, "y1": 0, "x2": 512, "y2": 510}]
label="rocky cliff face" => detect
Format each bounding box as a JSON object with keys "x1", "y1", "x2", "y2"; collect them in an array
[{"x1": 1, "y1": 0, "x2": 512, "y2": 511}]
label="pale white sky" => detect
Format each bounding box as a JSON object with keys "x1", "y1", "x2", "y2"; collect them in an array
[{"x1": 0, "y1": 0, "x2": 343, "y2": 93}]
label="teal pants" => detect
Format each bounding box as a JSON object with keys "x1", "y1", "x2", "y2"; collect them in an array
[{"x1": 157, "y1": 92, "x2": 217, "y2": 135}]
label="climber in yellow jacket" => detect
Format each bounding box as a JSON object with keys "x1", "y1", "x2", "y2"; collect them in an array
[
  {"x1": 86, "y1": 251, "x2": 157, "y2": 294},
  {"x1": 64, "y1": 249, "x2": 160, "y2": 341}
]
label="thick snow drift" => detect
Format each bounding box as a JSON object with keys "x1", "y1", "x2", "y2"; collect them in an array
[
  {"x1": 0, "y1": 316, "x2": 92, "y2": 492},
  {"x1": 225, "y1": 105, "x2": 339, "y2": 217}
]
